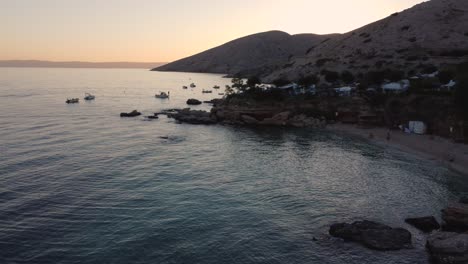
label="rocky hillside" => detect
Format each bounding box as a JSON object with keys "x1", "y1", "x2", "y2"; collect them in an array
[
  {"x1": 264, "y1": 0, "x2": 468, "y2": 81},
  {"x1": 154, "y1": 0, "x2": 468, "y2": 81},
  {"x1": 153, "y1": 31, "x2": 337, "y2": 76}
]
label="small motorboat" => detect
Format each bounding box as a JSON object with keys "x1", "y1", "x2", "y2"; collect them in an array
[
  {"x1": 155, "y1": 91, "x2": 170, "y2": 99},
  {"x1": 218, "y1": 93, "x2": 225, "y2": 96},
  {"x1": 84, "y1": 93, "x2": 95, "y2": 100},
  {"x1": 66, "y1": 98, "x2": 79, "y2": 104},
  {"x1": 182, "y1": 86, "x2": 188, "y2": 89},
  {"x1": 202, "y1": 89, "x2": 213, "y2": 94},
  {"x1": 190, "y1": 83, "x2": 196, "y2": 88},
  {"x1": 213, "y1": 85, "x2": 220, "y2": 89}
]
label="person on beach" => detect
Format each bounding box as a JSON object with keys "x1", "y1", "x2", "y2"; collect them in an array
[{"x1": 386, "y1": 130, "x2": 391, "y2": 141}]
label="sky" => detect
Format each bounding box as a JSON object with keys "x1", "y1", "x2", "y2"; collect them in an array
[{"x1": 1, "y1": 0, "x2": 427, "y2": 63}]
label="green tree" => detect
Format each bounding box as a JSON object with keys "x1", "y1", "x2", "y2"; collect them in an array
[
  {"x1": 272, "y1": 78, "x2": 290, "y2": 87},
  {"x1": 322, "y1": 70, "x2": 340, "y2": 83},
  {"x1": 455, "y1": 77, "x2": 468, "y2": 120},
  {"x1": 225, "y1": 85, "x2": 235, "y2": 95},
  {"x1": 231, "y1": 78, "x2": 247, "y2": 93},
  {"x1": 246, "y1": 76, "x2": 261, "y2": 88},
  {"x1": 455, "y1": 62, "x2": 468, "y2": 120},
  {"x1": 340, "y1": 71, "x2": 355, "y2": 84},
  {"x1": 365, "y1": 71, "x2": 386, "y2": 85},
  {"x1": 385, "y1": 70, "x2": 404, "y2": 82},
  {"x1": 438, "y1": 70, "x2": 454, "y2": 85},
  {"x1": 297, "y1": 74, "x2": 319, "y2": 87}
]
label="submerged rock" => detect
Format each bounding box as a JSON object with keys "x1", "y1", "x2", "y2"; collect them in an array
[
  {"x1": 427, "y1": 231, "x2": 468, "y2": 264},
  {"x1": 329, "y1": 220, "x2": 412, "y2": 250},
  {"x1": 120, "y1": 110, "x2": 141, "y2": 117},
  {"x1": 442, "y1": 203, "x2": 468, "y2": 232},
  {"x1": 187, "y1": 99, "x2": 202, "y2": 105},
  {"x1": 405, "y1": 216, "x2": 440, "y2": 233}
]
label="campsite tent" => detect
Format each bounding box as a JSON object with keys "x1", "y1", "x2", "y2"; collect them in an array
[{"x1": 409, "y1": 121, "x2": 427, "y2": 135}]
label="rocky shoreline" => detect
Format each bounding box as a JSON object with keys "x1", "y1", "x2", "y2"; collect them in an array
[
  {"x1": 160, "y1": 98, "x2": 329, "y2": 128},
  {"x1": 329, "y1": 199, "x2": 468, "y2": 263}
]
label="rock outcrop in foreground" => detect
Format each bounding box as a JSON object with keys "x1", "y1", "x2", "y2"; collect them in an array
[
  {"x1": 442, "y1": 203, "x2": 468, "y2": 232},
  {"x1": 405, "y1": 216, "x2": 440, "y2": 233},
  {"x1": 427, "y1": 232, "x2": 468, "y2": 264},
  {"x1": 329, "y1": 220, "x2": 412, "y2": 250}
]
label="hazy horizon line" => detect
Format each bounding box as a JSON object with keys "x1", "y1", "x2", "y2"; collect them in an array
[{"x1": 0, "y1": 60, "x2": 167, "y2": 69}]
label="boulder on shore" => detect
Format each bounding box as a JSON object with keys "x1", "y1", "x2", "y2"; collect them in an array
[
  {"x1": 187, "y1": 99, "x2": 202, "y2": 105},
  {"x1": 241, "y1": 115, "x2": 259, "y2": 125},
  {"x1": 426, "y1": 231, "x2": 468, "y2": 264},
  {"x1": 405, "y1": 216, "x2": 440, "y2": 233},
  {"x1": 120, "y1": 110, "x2": 141, "y2": 117},
  {"x1": 329, "y1": 220, "x2": 412, "y2": 251},
  {"x1": 442, "y1": 203, "x2": 468, "y2": 232}
]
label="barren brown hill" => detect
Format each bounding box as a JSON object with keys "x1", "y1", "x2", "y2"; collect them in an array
[
  {"x1": 153, "y1": 31, "x2": 337, "y2": 76},
  {"x1": 153, "y1": 0, "x2": 468, "y2": 81},
  {"x1": 264, "y1": 0, "x2": 468, "y2": 81}
]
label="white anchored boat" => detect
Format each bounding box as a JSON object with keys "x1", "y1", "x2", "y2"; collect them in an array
[
  {"x1": 84, "y1": 93, "x2": 95, "y2": 100},
  {"x1": 155, "y1": 91, "x2": 170, "y2": 99}
]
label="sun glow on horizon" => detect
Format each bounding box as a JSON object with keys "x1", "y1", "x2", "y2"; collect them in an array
[{"x1": 1, "y1": 0, "x2": 426, "y2": 62}]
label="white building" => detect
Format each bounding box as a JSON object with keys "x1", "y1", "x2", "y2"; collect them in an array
[
  {"x1": 441, "y1": 80, "x2": 457, "y2": 90},
  {"x1": 334, "y1": 86, "x2": 353, "y2": 96},
  {"x1": 381, "y1": 80, "x2": 410, "y2": 93}
]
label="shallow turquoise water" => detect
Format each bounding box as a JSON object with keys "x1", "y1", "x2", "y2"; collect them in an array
[{"x1": 1, "y1": 68, "x2": 468, "y2": 264}]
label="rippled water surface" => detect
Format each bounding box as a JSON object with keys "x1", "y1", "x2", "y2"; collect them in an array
[{"x1": 1, "y1": 68, "x2": 468, "y2": 264}]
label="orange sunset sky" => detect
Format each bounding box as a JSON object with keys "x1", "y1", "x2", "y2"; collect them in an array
[{"x1": 1, "y1": 0, "x2": 426, "y2": 63}]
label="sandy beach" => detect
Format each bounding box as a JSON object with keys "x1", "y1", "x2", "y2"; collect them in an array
[{"x1": 328, "y1": 123, "x2": 468, "y2": 176}]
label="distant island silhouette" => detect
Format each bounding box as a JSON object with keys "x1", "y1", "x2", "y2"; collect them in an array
[{"x1": 0, "y1": 60, "x2": 166, "y2": 69}]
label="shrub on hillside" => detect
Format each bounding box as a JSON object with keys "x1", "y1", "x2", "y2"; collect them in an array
[
  {"x1": 316, "y1": 58, "x2": 332, "y2": 67},
  {"x1": 297, "y1": 74, "x2": 319, "y2": 86},
  {"x1": 272, "y1": 78, "x2": 290, "y2": 87},
  {"x1": 247, "y1": 76, "x2": 261, "y2": 88},
  {"x1": 421, "y1": 65, "x2": 438, "y2": 74},
  {"x1": 437, "y1": 71, "x2": 454, "y2": 85},
  {"x1": 321, "y1": 70, "x2": 340, "y2": 83},
  {"x1": 455, "y1": 62, "x2": 468, "y2": 120}
]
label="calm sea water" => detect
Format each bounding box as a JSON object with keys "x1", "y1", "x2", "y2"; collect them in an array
[{"x1": 1, "y1": 68, "x2": 468, "y2": 264}]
